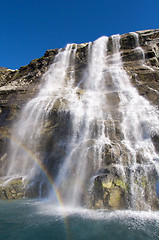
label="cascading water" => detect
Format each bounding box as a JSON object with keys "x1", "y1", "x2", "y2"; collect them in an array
[
  {"x1": 6, "y1": 44, "x2": 77, "y2": 185},
  {"x1": 52, "y1": 36, "x2": 113, "y2": 206},
  {"x1": 5, "y1": 32, "x2": 159, "y2": 210},
  {"x1": 108, "y1": 34, "x2": 159, "y2": 209}
]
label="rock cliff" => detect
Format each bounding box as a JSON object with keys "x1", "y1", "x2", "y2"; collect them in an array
[{"x1": 0, "y1": 29, "x2": 159, "y2": 210}]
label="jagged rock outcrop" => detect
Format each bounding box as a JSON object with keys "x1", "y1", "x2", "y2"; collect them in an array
[
  {"x1": 0, "y1": 29, "x2": 159, "y2": 210},
  {"x1": 122, "y1": 30, "x2": 159, "y2": 107}
]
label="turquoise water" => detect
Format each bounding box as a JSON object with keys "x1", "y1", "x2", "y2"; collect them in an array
[{"x1": 1, "y1": 199, "x2": 159, "y2": 240}]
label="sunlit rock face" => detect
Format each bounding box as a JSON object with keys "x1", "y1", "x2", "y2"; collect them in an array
[{"x1": 0, "y1": 29, "x2": 159, "y2": 211}]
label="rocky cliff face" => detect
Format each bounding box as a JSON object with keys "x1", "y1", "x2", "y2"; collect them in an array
[{"x1": 0, "y1": 29, "x2": 159, "y2": 210}]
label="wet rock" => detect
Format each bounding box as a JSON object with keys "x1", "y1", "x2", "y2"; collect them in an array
[
  {"x1": 25, "y1": 181, "x2": 41, "y2": 198},
  {"x1": 91, "y1": 174, "x2": 128, "y2": 210},
  {"x1": 120, "y1": 33, "x2": 139, "y2": 50},
  {"x1": 0, "y1": 29, "x2": 159, "y2": 211},
  {"x1": 0, "y1": 177, "x2": 26, "y2": 200}
]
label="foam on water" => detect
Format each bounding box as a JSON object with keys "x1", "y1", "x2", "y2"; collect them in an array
[{"x1": 1, "y1": 199, "x2": 159, "y2": 240}]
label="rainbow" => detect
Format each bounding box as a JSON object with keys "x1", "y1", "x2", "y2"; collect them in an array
[
  {"x1": 0, "y1": 130, "x2": 91, "y2": 239},
  {"x1": 0, "y1": 130, "x2": 64, "y2": 204},
  {"x1": 0, "y1": 130, "x2": 89, "y2": 202},
  {"x1": 0, "y1": 130, "x2": 90, "y2": 238},
  {"x1": 0, "y1": 130, "x2": 73, "y2": 239}
]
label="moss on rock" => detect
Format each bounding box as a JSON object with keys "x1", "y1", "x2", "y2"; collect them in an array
[{"x1": 91, "y1": 176, "x2": 128, "y2": 210}]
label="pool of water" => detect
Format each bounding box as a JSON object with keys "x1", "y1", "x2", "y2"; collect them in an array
[{"x1": 0, "y1": 199, "x2": 159, "y2": 240}]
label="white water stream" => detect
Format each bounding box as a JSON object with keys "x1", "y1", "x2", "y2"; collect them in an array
[{"x1": 5, "y1": 33, "x2": 159, "y2": 209}]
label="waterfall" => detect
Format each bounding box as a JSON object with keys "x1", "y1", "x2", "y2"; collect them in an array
[
  {"x1": 6, "y1": 44, "x2": 77, "y2": 181},
  {"x1": 108, "y1": 34, "x2": 159, "y2": 209},
  {"x1": 5, "y1": 33, "x2": 159, "y2": 210},
  {"x1": 52, "y1": 36, "x2": 112, "y2": 206}
]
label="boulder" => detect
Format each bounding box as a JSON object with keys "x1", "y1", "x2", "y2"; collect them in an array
[{"x1": 0, "y1": 177, "x2": 26, "y2": 200}]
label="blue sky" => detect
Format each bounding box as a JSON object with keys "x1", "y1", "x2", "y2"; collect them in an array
[{"x1": 0, "y1": 0, "x2": 159, "y2": 69}]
